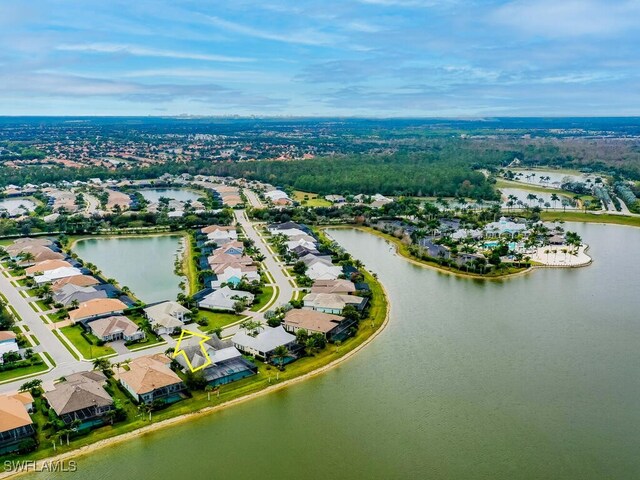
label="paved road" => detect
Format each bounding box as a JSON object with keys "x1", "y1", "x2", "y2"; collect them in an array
[
  {"x1": 0, "y1": 269, "x2": 76, "y2": 369},
  {"x1": 243, "y1": 189, "x2": 264, "y2": 208},
  {"x1": 234, "y1": 209, "x2": 295, "y2": 309},
  {"x1": 0, "y1": 209, "x2": 295, "y2": 394},
  {"x1": 84, "y1": 193, "x2": 100, "y2": 215}
]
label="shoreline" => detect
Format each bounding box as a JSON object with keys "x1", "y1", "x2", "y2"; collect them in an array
[
  {"x1": 1, "y1": 276, "x2": 391, "y2": 479},
  {"x1": 68, "y1": 231, "x2": 184, "y2": 250},
  {"x1": 325, "y1": 225, "x2": 595, "y2": 281},
  {"x1": 324, "y1": 225, "x2": 535, "y2": 281}
]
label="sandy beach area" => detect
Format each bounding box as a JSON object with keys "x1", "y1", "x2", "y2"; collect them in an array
[{"x1": 528, "y1": 244, "x2": 592, "y2": 267}]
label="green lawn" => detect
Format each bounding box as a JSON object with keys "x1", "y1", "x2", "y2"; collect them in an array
[
  {"x1": 540, "y1": 211, "x2": 640, "y2": 227},
  {"x1": 250, "y1": 285, "x2": 274, "y2": 311},
  {"x1": 197, "y1": 309, "x2": 243, "y2": 332},
  {"x1": 292, "y1": 190, "x2": 332, "y2": 207},
  {"x1": 17, "y1": 278, "x2": 30, "y2": 287},
  {"x1": 0, "y1": 355, "x2": 49, "y2": 383},
  {"x1": 52, "y1": 329, "x2": 80, "y2": 360},
  {"x1": 1, "y1": 262, "x2": 389, "y2": 469},
  {"x1": 36, "y1": 300, "x2": 51, "y2": 311},
  {"x1": 59, "y1": 325, "x2": 116, "y2": 359}
]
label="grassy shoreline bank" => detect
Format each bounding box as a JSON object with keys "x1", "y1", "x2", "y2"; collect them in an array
[
  {"x1": 0, "y1": 267, "x2": 390, "y2": 477},
  {"x1": 539, "y1": 211, "x2": 640, "y2": 227},
  {"x1": 324, "y1": 225, "x2": 532, "y2": 280}
]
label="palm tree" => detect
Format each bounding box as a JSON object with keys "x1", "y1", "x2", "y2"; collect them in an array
[
  {"x1": 18, "y1": 251, "x2": 35, "y2": 264},
  {"x1": 272, "y1": 345, "x2": 290, "y2": 370},
  {"x1": 104, "y1": 409, "x2": 117, "y2": 426},
  {"x1": 526, "y1": 193, "x2": 537, "y2": 208},
  {"x1": 139, "y1": 403, "x2": 153, "y2": 421},
  {"x1": 205, "y1": 385, "x2": 214, "y2": 401},
  {"x1": 92, "y1": 357, "x2": 111, "y2": 373},
  {"x1": 550, "y1": 193, "x2": 560, "y2": 209}
]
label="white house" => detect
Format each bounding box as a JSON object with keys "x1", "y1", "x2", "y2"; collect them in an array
[
  {"x1": 198, "y1": 286, "x2": 254, "y2": 312},
  {"x1": 211, "y1": 265, "x2": 260, "y2": 289},
  {"x1": 306, "y1": 262, "x2": 343, "y2": 281},
  {"x1": 303, "y1": 293, "x2": 367, "y2": 314},
  {"x1": 144, "y1": 301, "x2": 190, "y2": 335},
  {"x1": 0, "y1": 331, "x2": 19, "y2": 363},
  {"x1": 206, "y1": 229, "x2": 238, "y2": 245},
  {"x1": 34, "y1": 267, "x2": 82, "y2": 285},
  {"x1": 264, "y1": 190, "x2": 289, "y2": 202},
  {"x1": 232, "y1": 326, "x2": 296, "y2": 360}
]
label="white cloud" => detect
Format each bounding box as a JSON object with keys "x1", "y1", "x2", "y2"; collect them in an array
[
  {"x1": 492, "y1": 0, "x2": 640, "y2": 37},
  {"x1": 204, "y1": 15, "x2": 340, "y2": 46},
  {"x1": 56, "y1": 43, "x2": 253, "y2": 63}
]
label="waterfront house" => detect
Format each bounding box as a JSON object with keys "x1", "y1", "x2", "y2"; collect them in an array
[
  {"x1": 34, "y1": 266, "x2": 83, "y2": 285},
  {"x1": 232, "y1": 325, "x2": 297, "y2": 362},
  {"x1": 215, "y1": 241, "x2": 245, "y2": 256},
  {"x1": 116, "y1": 354, "x2": 186, "y2": 405},
  {"x1": 211, "y1": 265, "x2": 260, "y2": 288},
  {"x1": 12, "y1": 245, "x2": 65, "y2": 266},
  {"x1": 51, "y1": 274, "x2": 101, "y2": 291},
  {"x1": 0, "y1": 331, "x2": 19, "y2": 363},
  {"x1": 306, "y1": 261, "x2": 343, "y2": 281},
  {"x1": 87, "y1": 315, "x2": 145, "y2": 342},
  {"x1": 25, "y1": 259, "x2": 72, "y2": 276},
  {"x1": 45, "y1": 372, "x2": 114, "y2": 427},
  {"x1": 202, "y1": 225, "x2": 237, "y2": 245},
  {"x1": 198, "y1": 286, "x2": 254, "y2": 312},
  {"x1": 0, "y1": 394, "x2": 35, "y2": 455},
  {"x1": 416, "y1": 238, "x2": 451, "y2": 259},
  {"x1": 208, "y1": 252, "x2": 253, "y2": 269},
  {"x1": 290, "y1": 244, "x2": 320, "y2": 258},
  {"x1": 174, "y1": 336, "x2": 257, "y2": 387},
  {"x1": 69, "y1": 298, "x2": 128, "y2": 324},
  {"x1": 283, "y1": 309, "x2": 355, "y2": 341},
  {"x1": 310, "y1": 279, "x2": 357, "y2": 295},
  {"x1": 303, "y1": 293, "x2": 367, "y2": 315},
  {"x1": 299, "y1": 253, "x2": 333, "y2": 267},
  {"x1": 5, "y1": 238, "x2": 54, "y2": 259},
  {"x1": 52, "y1": 283, "x2": 107, "y2": 307},
  {"x1": 144, "y1": 301, "x2": 190, "y2": 335}
]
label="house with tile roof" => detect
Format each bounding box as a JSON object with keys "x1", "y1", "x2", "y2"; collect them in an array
[
  {"x1": 68, "y1": 298, "x2": 127, "y2": 324},
  {"x1": 116, "y1": 354, "x2": 186, "y2": 405},
  {"x1": 45, "y1": 372, "x2": 113, "y2": 427},
  {"x1": 303, "y1": 293, "x2": 367, "y2": 315},
  {"x1": 174, "y1": 336, "x2": 257, "y2": 387},
  {"x1": 0, "y1": 394, "x2": 35, "y2": 454},
  {"x1": 88, "y1": 315, "x2": 145, "y2": 342},
  {"x1": 143, "y1": 301, "x2": 190, "y2": 335}
]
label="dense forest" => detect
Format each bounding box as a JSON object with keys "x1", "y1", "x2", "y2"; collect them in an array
[
  {"x1": 211, "y1": 152, "x2": 502, "y2": 199},
  {"x1": 2, "y1": 117, "x2": 640, "y2": 196}
]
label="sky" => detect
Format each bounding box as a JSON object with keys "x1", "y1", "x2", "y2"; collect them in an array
[{"x1": 1, "y1": 0, "x2": 639, "y2": 116}]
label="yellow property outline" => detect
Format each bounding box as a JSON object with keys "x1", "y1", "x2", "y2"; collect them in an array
[{"x1": 173, "y1": 330, "x2": 213, "y2": 373}]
